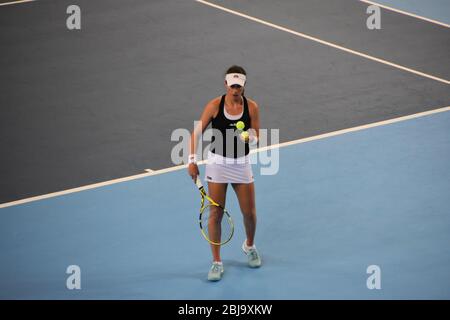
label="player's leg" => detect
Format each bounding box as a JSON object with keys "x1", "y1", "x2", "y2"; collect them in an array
[
  {"x1": 232, "y1": 182, "x2": 261, "y2": 268},
  {"x1": 207, "y1": 181, "x2": 228, "y2": 262},
  {"x1": 206, "y1": 182, "x2": 228, "y2": 281},
  {"x1": 232, "y1": 182, "x2": 256, "y2": 245}
]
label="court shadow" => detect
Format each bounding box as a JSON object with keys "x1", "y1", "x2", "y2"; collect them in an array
[
  {"x1": 222, "y1": 259, "x2": 248, "y2": 269},
  {"x1": 141, "y1": 257, "x2": 267, "y2": 284},
  {"x1": 225, "y1": 254, "x2": 290, "y2": 268},
  {"x1": 140, "y1": 271, "x2": 206, "y2": 282}
]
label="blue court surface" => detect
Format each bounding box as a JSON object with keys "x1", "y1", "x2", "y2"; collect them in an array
[
  {"x1": 1, "y1": 110, "x2": 449, "y2": 300},
  {"x1": 371, "y1": 0, "x2": 450, "y2": 25}
]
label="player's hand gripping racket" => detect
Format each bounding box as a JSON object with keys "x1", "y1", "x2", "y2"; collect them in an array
[{"x1": 195, "y1": 177, "x2": 234, "y2": 246}]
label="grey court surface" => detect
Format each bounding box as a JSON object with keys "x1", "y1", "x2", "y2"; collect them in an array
[{"x1": 1, "y1": 0, "x2": 449, "y2": 204}]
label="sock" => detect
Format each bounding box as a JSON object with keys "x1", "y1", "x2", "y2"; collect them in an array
[
  {"x1": 244, "y1": 240, "x2": 256, "y2": 252},
  {"x1": 213, "y1": 261, "x2": 223, "y2": 265}
]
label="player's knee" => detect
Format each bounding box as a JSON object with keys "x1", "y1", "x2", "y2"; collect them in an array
[
  {"x1": 209, "y1": 206, "x2": 224, "y2": 217},
  {"x1": 242, "y1": 207, "x2": 256, "y2": 218}
]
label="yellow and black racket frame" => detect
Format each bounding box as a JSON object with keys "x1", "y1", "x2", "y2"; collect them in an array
[{"x1": 196, "y1": 177, "x2": 234, "y2": 246}]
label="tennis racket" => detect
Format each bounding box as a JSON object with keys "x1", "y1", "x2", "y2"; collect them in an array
[{"x1": 195, "y1": 177, "x2": 234, "y2": 246}]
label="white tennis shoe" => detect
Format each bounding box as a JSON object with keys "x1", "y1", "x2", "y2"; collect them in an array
[
  {"x1": 242, "y1": 240, "x2": 262, "y2": 268},
  {"x1": 207, "y1": 261, "x2": 224, "y2": 281}
]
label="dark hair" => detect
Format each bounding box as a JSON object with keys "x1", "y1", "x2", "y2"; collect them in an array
[{"x1": 225, "y1": 65, "x2": 246, "y2": 76}]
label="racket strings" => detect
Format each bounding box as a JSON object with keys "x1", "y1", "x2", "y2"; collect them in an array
[{"x1": 201, "y1": 204, "x2": 233, "y2": 245}]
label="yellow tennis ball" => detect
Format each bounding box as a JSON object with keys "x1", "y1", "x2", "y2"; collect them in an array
[
  {"x1": 240, "y1": 131, "x2": 249, "y2": 140},
  {"x1": 236, "y1": 121, "x2": 245, "y2": 130}
]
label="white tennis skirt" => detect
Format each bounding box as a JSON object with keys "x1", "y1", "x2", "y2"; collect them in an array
[{"x1": 204, "y1": 151, "x2": 254, "y2": 184}]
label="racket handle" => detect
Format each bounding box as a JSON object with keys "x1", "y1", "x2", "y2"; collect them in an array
[{"x1": 195, "y1": 176, "x2": 203, "y2": 189}]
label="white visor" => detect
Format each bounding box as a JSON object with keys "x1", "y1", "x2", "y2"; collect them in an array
[{"x1": 225, "y1": 73, "x2": 246, "y2": 87}]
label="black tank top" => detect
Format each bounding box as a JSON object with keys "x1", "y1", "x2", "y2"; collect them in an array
[{"x1": 211, "y1": 95, "x2": 251, "y2": 158}]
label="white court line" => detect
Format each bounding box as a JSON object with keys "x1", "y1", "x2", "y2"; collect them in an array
[
  {"x1": 0, "y1": 0, "x2": 36, "y2": 6},
  {"x1": 1, "y1": 105, "x2": 449, "y2": 209},
  {"x1": 359, "y1": 0, "x2": 450, "y2": 28},
  {"x1": 255, "y1": 106, "x2": 450, "y2": 153},
  {"x1": 195, "y1": 0, "x2": 450, "y2": 85}
]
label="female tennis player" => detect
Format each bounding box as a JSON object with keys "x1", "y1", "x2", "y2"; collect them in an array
[{"x1": 188, "y1": 65, "x2": 262, "y2": 281}]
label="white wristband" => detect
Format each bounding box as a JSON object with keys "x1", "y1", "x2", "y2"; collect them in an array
[{"x1": 188, "y1": 154, "x2": 197, "y2": 164}]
